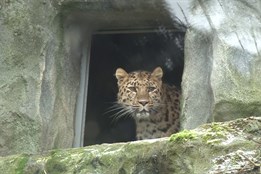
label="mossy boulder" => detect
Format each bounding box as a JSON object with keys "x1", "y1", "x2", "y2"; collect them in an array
[{"x1": 0, "y1": 117, "x2": 260, "y2": 174}]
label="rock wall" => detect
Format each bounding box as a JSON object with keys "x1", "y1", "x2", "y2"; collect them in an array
[
  {"x1": 0, "y1": 0, "x2": 179, "y2": 156},
  {"x1": 1, "y1": 0, "x2": 261, "y2": 157},
  {"x1": 180, "y1": 0, "x2": 261, "y2": 129},
  {"x1": 0, "y1": 0, "x2": 81, "y2": 156}
]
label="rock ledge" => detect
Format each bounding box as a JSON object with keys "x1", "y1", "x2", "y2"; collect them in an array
[{"x1": 0, "y1": 117, "x2": 260, "y2": 174}]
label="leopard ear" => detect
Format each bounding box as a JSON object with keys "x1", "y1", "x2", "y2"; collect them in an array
[
  {"x1": 151, "y1": 67, "x2": 163, "y2": 80},
  {"x1": 115, "y1": 68, "x2": 128, "y2": 84}
]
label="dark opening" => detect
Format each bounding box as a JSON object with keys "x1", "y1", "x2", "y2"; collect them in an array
[{"x1": 84, "y1": 31, "x2": 185, "y2": 146}]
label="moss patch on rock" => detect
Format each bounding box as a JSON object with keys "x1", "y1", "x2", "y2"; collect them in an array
[
  {"x1": 0, "y1": 117, "x2": 261, "y2": 174},
  {"x1": 170, "y1": 130, "x2": 197, "y2": 142},
  {"x1": 199, "y1": 122, "x2": 232, "y2": 145}
]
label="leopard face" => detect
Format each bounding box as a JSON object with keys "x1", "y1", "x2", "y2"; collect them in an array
[{"x1": 115, "y1": 67, "x2": 163, "y2": 119}]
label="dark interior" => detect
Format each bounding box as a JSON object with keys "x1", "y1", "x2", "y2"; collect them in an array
[{"x1": 84, "y1": 31, "x2": 185, "y2": 146}]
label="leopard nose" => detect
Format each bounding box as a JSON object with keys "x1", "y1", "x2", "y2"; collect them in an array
[{"x1": 138, "y1": 100, "x2": 149, "y2": 106}]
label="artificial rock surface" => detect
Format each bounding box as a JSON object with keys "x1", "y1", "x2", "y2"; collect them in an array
[
  {"x1": 0, "y1": 0, "x2": 81, "y2": 156},
  {"x1": 180, "y1": 0, "x2": 261, "y2": 129},
  {"x1": 1, "y1": 0, "x2": 261, "y2": 158},
  {"x1": 0, "y1": 117, "x2": 260, "y2": 174},
  {"x1": 0, "y1": 0, "x2": 182, "y2": 156}
]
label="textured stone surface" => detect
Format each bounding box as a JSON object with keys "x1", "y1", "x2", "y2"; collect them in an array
[
  {"x1": 180, "y1": 0, "x2": 261, "y2": 129},
  {"x1": 0, "y1": 117, "x2": 260, "y2": 174},
  {"x1": 1, "y1": 0, "x2": 261, "y2": 158},
  {"x1": 0, "y1": 0, "x2": 80, "y2": 156},
  {"x1": 0, "y1": 0, "x2": 178, "y2": 156},
  {"x1": 0, "y1": 0, "x2": 186, "y2": 156},
  {"x1": 181, "y1": 29, "x2": 214, "y2": 129}
]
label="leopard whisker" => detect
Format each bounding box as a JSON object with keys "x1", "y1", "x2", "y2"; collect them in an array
[
  {"x1": 110, "y1": 108, "x2": 134, "y2": 124},
  {"x1": 106, "y1": 104, "x2": 123, "y2": 110},
  {"x1": 115, "y1": 107, "x2": 133, "y2": 117},
  {"x1": 154, "y1": 103, "x2": 165, "y2": 108},
  {"x1": 104, "y1": 106, "x2": 124, "y2": 115},
  {"x1": 104, "y1": 103, "x2": 128, "y2": 115},
  {"x1": 118, "y1": 109, "x2": 134, "y2": 118}
]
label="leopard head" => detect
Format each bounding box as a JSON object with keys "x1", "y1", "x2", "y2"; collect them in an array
[{"x1": 115, "y1": 67, "x2": 163, "y2": 119}]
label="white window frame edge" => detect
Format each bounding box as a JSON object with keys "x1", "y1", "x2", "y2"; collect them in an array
[{"x1": 73, "y1": 40, "x2": 91, "y2": 147}]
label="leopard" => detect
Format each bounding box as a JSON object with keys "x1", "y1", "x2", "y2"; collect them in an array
[{"x1": 115, "y1": 67, "x2": 180, "y2": 140}]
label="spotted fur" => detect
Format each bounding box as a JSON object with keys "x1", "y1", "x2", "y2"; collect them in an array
[{"x1": 115, "y1": 67, "x2": 180, "y2": 140}]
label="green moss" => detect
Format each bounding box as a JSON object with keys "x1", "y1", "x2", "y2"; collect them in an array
[
  {"x1": 45, "y1": 150, "x2": 68, "y2": 174},
  {"x1": 169, "y1": 130, "x2": 197, "y2": 142},
  {"x1": 201, "y1": 123, "x2": 230, "y2": 144},
  {"x1": 202, "y1": 133, "x2": 225, "y2": 144},
  {"x1": 15, "y1": 154, "x2": 29, "y2": 174},
  {"x1": 210, "y1": 123, "x2": 227, "y2": 132}
]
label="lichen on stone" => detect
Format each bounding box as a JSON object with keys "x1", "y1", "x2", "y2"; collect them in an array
[
  {"x1": 1, "y1": 117, "x2": 261, "y2": 174},
  {"x1": 169, "y1": 129, "x2": 197, "y2": 142},
  {"x1": 209, "y1": 150, "x2": 261, "y2": 174},
  {"x1": 200, "y1": 122, "x2": 232, "y2": 145}
]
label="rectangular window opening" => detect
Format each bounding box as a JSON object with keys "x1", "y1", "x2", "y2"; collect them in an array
[{"x1": 83, "y1": 30, "x2": 185, "y2": 146}]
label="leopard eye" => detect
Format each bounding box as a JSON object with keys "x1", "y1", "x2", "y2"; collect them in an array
[
  {"x1": 128, "y1": 86, "x2": 137, "y2": 92},
  {"x1": 147, "y1": 86, "x2": 156, "y2": 92}
]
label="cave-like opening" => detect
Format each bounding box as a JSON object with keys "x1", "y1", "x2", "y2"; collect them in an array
[{"x1": 84, "y1": 31, "x2": 185, "y2": 146}]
